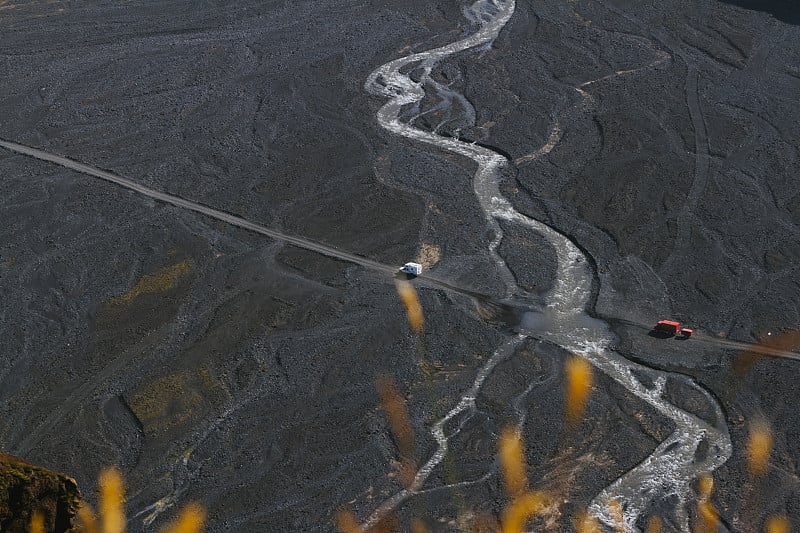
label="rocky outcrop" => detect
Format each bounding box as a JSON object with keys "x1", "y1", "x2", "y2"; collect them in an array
[{"x1": 0, "y1": 453, "x2": 82, "y2": 533}]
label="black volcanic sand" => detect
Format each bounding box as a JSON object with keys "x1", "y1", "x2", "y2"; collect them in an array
[{"x1": 1, "y1": 0, "x2": 800, "y2": 531}]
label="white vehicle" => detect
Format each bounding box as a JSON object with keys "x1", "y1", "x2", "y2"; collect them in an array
[{"x1": 399, "y1": 262, "x2": 423, "y2": 276}]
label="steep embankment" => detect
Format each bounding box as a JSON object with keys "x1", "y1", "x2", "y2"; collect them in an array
[{"x1": 0, "y1": 452, "x2": 82, "y2": 533}]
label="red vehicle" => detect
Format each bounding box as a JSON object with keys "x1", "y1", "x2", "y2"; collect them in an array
[
  {"x1": 653, "y1": 320, "x2": 694, "y2": 338},
  {"x1": 654, "y1": 320, "x2": 681, "y2": 335}
]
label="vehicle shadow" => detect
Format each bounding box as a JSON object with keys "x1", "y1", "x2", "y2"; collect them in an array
[{"x1": 648, "y1": 330, "x2": 674, "y2": 339}]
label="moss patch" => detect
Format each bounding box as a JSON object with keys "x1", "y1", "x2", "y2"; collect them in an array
[
  {"x1": 128, "y1": 371, "x2": 204, "y2": 436},
  {"x1": 111, "y1": 259, "x2": 193, "y2": 304},
  {"x1": 0, "y1": 453, "x2": 81, "y2": 533}
]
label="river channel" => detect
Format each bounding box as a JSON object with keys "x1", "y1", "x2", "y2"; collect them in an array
[{"x1": 363, "y1": 1, "x2": 732, "y2": 530}]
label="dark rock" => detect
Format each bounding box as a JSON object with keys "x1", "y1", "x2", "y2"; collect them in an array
[{"x1": 0, "y1": 453, "x2": 82, "y2": 533}]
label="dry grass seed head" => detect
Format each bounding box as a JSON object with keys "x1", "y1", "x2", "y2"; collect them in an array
[
  {"x1": 607, "y1": 499, "x2": 625, "y2": 532},
  {"x1": 694, "y1": 473, "x2": 719, "y2": 533},
  {"x1": 472, "y1": 513, "x2": 499, "y2": 533},
  {"x1": 395, "y1": 280, "x2": 424, "y2": 333},
  {"x1": 498, "y1": 426, "x2": 527, "y2": 497},
  {"x1": 747, "y1": 419, "x2": 774, "y2": 478},
  {"x1": 695, "y1": 500, "x2": 719, "y2": 533},
  {"x1": 377, "y1": 377, "x2": 417, "y2": 487},
  {"x1": 698, "y1": 473, "x2": 714, "y2": 500},
  {"x1": 765, "y1": 515, "x2": 790, "y2": 533},
  {"x1": 735, "y1": 329, "x2": 800, "y2": 376},
  {"x1": 371, "y1": 512, "x2": 399, "y2": 533},
  {"x1": 160, "y1": 503, "x2": 206, "y2": 533},
  {"x1": 99, "y1": 467, "x2": 125, "y2": 533},
  {"x1": 574, "y1": 510, "x2": 601, "y2": 533},
  {"x1": 565, "y1": 356, "x2": 593, "y2": 427},
  {"x1": 645, "y1": 516, "x2": 662, "y2": 533},
  {"x1": 500, "y1": 491, "x2": 549, "y2": 533},
  {"x1": 335, "y1": 507, "x2": 362, "y2": 533},
  {"x1": 77, "y1": 503, "x2": 98, "y2": 533},
  {"x1": 410, "y1": 518, "x2": 429, "y2": 533},
  {"x1": 394, "y1": 456, "x2": 418, "y2": 490},
  {"x1": 30, "y1": 512, "x2": 44, "y2": 533}
]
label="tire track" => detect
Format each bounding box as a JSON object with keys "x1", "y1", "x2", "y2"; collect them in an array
[
  {"x1": 0, "y1": 137, "x2": 516, "y2": 461},
  {"x1": 0, "y1": 138, "x2": 494, "y2": 304},
  {"x1": 0, "y1": 139, "x2": 393, "y2": 271},
  {"x1": 658, "y1": 65, "x2": 711, "y2": 275}
]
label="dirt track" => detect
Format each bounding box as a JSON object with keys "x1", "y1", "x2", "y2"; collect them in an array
[{"x1": 1, "y1": 1, "x2": 799, "y2": 531}]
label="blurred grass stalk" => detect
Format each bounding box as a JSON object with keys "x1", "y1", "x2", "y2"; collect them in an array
[
  {"x1": 498, "y1": 426, "x2": 552, "y2": 533},
  {"x1": 29, "y1": 512, "x2": 44, "y2": 533},
  {"x1": 68, "y1": 467, "x2": 205, "y2": 533},
  {"x1": 645, "y1": 516, "x2": 662, "y2": 533},
  {"x1": 695, "y1": 473, "x2": 719, "y2": 533},
  {"x1": 608, "y1": 499, "x2": 625, "y2": 532},
  {"x1": 765, "y1": 515, "x2": 790, "y2": 533},
  {"x1": 330, "y1": 327, "x2": 795, "y2": 533},
  {"x1": 499, "y1": 427, "x2": 527, "y2": 497},
  {"x1": 394, "y1": 279, "x2": 424, "y2": 333},
  {"x1": 565, "y1": 355, "x2": 593, "y2": 427},
  {"x1": 377, "y1": 377, "x2": 418, "y2": 489},
  {"x1": 99, "y1": 468, "x2": 125, "y2": 533},
  {"x1": 574, "y1": 511, "x2": 601, "y2": 533},
  {"x1": 747, "y1": 419, "x2": 773, "y2": 478}
]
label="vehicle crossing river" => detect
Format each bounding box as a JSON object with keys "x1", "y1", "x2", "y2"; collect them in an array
[
  {"x1": 0, "y1": 3, "x2": 740, "y2": 526},
  {"x1": 364, "y1": 0, "x2": 731, "y2": 530}
]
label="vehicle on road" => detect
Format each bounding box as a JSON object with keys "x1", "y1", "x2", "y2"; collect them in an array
[
  {"x1": 653, "y1": 320, "x2": 693, "y2": 338},
  {"x1": 399, "y1": 262, "x2": 422, "y2": 276},
  {"x1": 654, "y1": 320, "x2": 681, "y2": 335}
]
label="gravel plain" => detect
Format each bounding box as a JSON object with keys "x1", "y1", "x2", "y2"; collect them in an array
[{"x1": 1, "y1": 0, "x2": 799, "y2": 531}]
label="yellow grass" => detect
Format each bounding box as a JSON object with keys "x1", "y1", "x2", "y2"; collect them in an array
[
  {"x1": 500, "y1": 492, "x2": 549, "y2": 533},
  {"x1": 694, "y1": 474, "x2": 719, "y2": 533},
  {"x1": 160, "y1": 503, "x2": 206, "y2": 533},
  {"x1": 371, "y1": 513, "x2": 399, "y2": 532},
  {"x1": 608, "y1": 499, "x2": 624, "y2": 532},
  {"x1": 394, "y1": 279, "x2": 424, "y2": 333},
  {"x1": 565, "y1": 355, "x2": 593, "y2": 426},
  {"x1": 77, "y1": 504, "x2": 98, "y2": 533},
  {"x1": 698, "y1": 473, "x2": 714, "y2": 500},
  {"x1": 99, "y1": 467, "x2": 125, "y2": 533},
  {"x1": 498, "y1": 427, "x2": 527, "y2": 496},
  {"x1": 645, "y1": 516, "x2": 662, "y2": 533},
  {"x1": 112, "y1": 259, "x2": 192, "y2": 303},
  {"x1": 377, "y1": 377, "x2": 417, "y2": 488},
  {"x1": 410, "y1": 518, "x2": 429, "y2": 533},
  {"x1": 335, "y1": 508, "x2": 361, "y2": 533},
  {"x1": 574, "y1": 510, "x2": 601, "y2": 533},
  {"x1": 765, "y1": 515, "x2": 790, "y2": 533},
  {"x1": 734, "y1": 329, "x2": 800, "y2": 376},
  {"x1": 695, "y1": 501, "x2": 719, "y2": 533},
  {"x1": 58, "y1": 468, "x2": 205, "y2": 533},
  {"x1": 747, "y1": 420, "x2": 773, "y2": 478},
  {"x1": 496, "y1": 426, "x2": 555, "y2": 533},
  {"x1": 29, "y1": 512, "x2": 44, "y2": 533}
]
